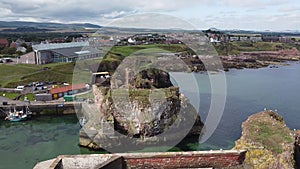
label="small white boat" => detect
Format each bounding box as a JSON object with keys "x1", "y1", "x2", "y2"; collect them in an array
[{"x1": 5, "y1": 106, "x2": 32, "y2": 122}]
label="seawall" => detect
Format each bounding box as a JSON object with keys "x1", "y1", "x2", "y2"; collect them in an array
[
  {"x1": 34, "y1": 150, "x2": 247, "y2": 169},
  {"x1": 0, "y1": 101, "x2": 82, "y2": 118}
]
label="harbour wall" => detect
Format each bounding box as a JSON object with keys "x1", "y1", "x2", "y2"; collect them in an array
[{"x1": 0, "y1": 102, "x2": 82, "y2": 118}]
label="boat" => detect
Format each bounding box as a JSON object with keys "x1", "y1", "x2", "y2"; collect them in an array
[
  {"x1": 79, "y1": 117, "x2": 87, "y2": 127},
  {"x1": 5, "y1": 106, "x2": 32, "y2": 122}
]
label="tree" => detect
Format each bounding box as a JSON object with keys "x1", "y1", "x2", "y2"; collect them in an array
[{"x1": 1, "y1": 47, "x2": 17, "y2": 55}]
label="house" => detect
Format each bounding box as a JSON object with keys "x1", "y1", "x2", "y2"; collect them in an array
[
  {"x1": 32, "y1": 42, "x2": 101, "y2": 64},
  {"x1": 17, "y1": 47, "x2": 27, "y2": 53},
  {"x1": 50, "y1": 84, "x2": 89, "y2": 100},
  {"x1": 10, "y1": 41, "x2": 17, "y2": 48},
  {"x1": 0, "y1": 39, "x2": 9, "y2": 47}
]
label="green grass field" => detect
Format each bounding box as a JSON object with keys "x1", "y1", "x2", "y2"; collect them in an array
[
  {"x1": 0, "y1": 62, "x2": 75, "y2": 88},
  {"x1": 0, "y1": 92, "x2": 35, "y2": 101}
]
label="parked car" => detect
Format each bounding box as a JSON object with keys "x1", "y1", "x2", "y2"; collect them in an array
[{"x1": 15, "y1": 85, "x2": 25, "y2": 91}]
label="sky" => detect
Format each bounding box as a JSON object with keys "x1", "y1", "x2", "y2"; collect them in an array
[{"x1": 0, "y1": 0, "x2": 299, "y2": 31}]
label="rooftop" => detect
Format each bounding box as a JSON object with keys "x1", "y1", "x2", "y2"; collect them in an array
[
  {"x1": 50, "y1": 84, "x2": 87, "y2": 94},
  {"x1": 0, "y1": 39, "x2": 9, "y2": 45},
  {"x1": 32, "y1": 42, "x2": 89, "y2": 51}
]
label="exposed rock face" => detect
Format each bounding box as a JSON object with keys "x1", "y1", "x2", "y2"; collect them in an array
[
  {"x1": 130, "y1": 69, "x2": 173, "y2": 89},
  {"x1": 234, "y1": 111, "x2": 296, "y2": 169},
  {"x1": 295, "y1": 130, "x2": 300, "y2": 169},
  {"x1": 80, "y1": 69, "x2": 203, "y2": 152}
]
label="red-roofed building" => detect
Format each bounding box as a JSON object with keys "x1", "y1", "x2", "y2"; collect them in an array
[
  {"x1": 10, "y1": 41, "x2": 17, "y2": 48},
  {"x1": 50, "y1": 84, "x2": 88, "y2": 99},
  {"x1": 0, "y1": 39, "x2": 9, "y2": 47}
]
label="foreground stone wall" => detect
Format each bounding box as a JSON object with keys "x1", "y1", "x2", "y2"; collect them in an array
[
  {"x1": 122, "y1": 151, "x2": 246, "y2": 169},
  {"x1": 34, "y1": 150, "x2": 246, "y2": 169}
]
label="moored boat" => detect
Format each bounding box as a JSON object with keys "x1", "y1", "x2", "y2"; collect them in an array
[
  {"x1": 5, "y1": 106, "x2": 32, "y2": 122},
  {"x1": 79, "y1": 117, "x2": 87, "y2": 127}
]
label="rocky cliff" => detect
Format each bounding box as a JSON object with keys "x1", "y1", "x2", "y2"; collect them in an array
[
  {"x1": 234, "y1": 111, "x2": 297, "y2": 169},
  {"x1": 80, "y1": 69, "x2": 203, "y2": 152}
]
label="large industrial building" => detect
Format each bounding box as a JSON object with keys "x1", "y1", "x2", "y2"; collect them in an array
[{"x1": 20, "y1": 42, "x2": 100, "y2": 64}]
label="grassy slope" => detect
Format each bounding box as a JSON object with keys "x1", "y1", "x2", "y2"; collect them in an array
[
  {"x1": 110, "y1": 44, "x2": 189, "y2": 57},
  {"x1": 0, "y1": 92, "x2": 35, "y2": 101},
  {"x1": 0, "y1": 62, "x2": 75, "y2": 87}
]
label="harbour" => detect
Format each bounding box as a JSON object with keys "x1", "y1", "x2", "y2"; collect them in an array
[
  {"x1": 0, "y1": 98, "x2": 82, "y2": 118},
  {"x1": 1, "y1": 61, "x2": 300, "y2": 168}
]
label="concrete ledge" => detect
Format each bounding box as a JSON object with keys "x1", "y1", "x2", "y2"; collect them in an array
[{"x1": 33, "y1": 159, "x2": 56, "y2": 169}]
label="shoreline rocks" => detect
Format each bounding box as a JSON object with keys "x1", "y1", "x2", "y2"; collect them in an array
[{"x1": 220, "y1": 49, "x2": 300, "y2": 71}]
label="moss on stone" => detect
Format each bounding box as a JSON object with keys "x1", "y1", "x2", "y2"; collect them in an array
[{"x1": 234, "y1": 111, "x2": 295, "y2": 169}]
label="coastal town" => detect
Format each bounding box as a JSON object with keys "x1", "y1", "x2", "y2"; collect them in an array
[
  {"x1": 1, "y1": 28, "x2": 300, "y2": 105},
  {"x1": 0, "y1": 24, "x2": 300, "y2": 168}
]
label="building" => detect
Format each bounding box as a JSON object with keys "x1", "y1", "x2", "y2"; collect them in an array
[
  {"x1": 50, "y1": 84, "x2": 89, "y2": 100},
  {"x1": 228, "y1": 34, "x2": 262, "y2": 42},
  {"x1": 262, "y1": 35, "x2": 280, "y2": 42},
  {"x1": 17, "y1": 47, "x2": 27, "y2": 53},
  {"x1": 0, "y1": 39, "x2": 9, "y2": 47},
  {"x1": 31, "y1": 42, "x2": 100, "y2": 64},
  {"x1": 19, "y1": 52, "x2": 36, "y2": 64},
  {"x1": 35, "y1": 93, "x2": 52, "y2": 101}
]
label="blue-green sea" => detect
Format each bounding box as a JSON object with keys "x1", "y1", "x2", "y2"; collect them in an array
[{"x1": 1, "y1": 62, "x2": 300, "y2": 169}]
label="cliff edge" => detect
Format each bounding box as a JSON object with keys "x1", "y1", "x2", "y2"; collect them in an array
[{"x1": 234, "y1": 111, "x2": 297, "y2": 169}]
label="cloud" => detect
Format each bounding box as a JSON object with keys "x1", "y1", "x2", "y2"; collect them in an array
[
  {"x1": 0, "y1": 0, "x2": 299, "y2": 30},
  {"x1": 278, "y1": 5, "x2": 300, "y2": 12},
  {"x1": 108, "y1": 13, "x2": 197, "y2": 30},
  {"x1": 0, "y1": 0, "x2": 210, "y2": 22},
  {"x1": 197, "y1": 11, "x2": 300, "y2": 31},
  {"x1": 219, "y1": 0, "x2": 263, "y2": 8}
]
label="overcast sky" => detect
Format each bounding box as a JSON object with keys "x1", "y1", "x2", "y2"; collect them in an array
[{"x1": 0, "y1": 0, "x2": 299, "y2": 31}]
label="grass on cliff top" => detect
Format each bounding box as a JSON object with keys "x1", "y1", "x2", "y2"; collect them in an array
[
  {"x1": 109, "y1": 44, "x2": 191, "y2": 57},
  {"x1": 247, "y1": 112, "x2": 293, "y2": 154},
  {"x1": 105, "y1": 87, "x2": 179, "y2": 107}
]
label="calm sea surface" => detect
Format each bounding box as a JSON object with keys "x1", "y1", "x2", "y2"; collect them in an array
[{"x1": 1, "y1": 62, "x2": 300, "y2": 169}]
